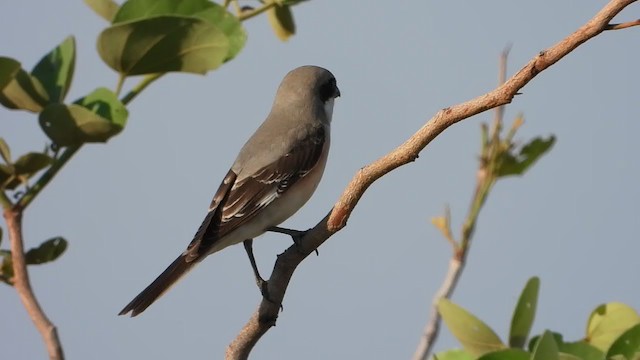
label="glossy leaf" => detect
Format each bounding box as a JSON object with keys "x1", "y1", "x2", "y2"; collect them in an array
[
  {"x1": 531, "y1": 331, "x2": 559, "y2": 360},
  {"x1": 98, "y1": 16, "x2": 229, "y2": 76},
  {"x1": 497, "y1": 136, "x2": 555, "y2": 177},
  {"x1": 477, "y1": 349, "x2": 529, "y2": 360},
  {"x1": 25, "y1": 237, "x2": 67, "y2": 265},
  {"x1": 84, "y1": 0, "x2": 119, "y2": 22},
  {"x1": 39, "y1": 87, "x2": 128, "y2": 146},
  {"x1": 0, "y1": 68, "x2": 49, "y2": 112},
  {"x1": 112, "y1": 0, "x2": 245, "y2": 62},
  {"x1": 0, "y1": 138, "x2": 10, "y2": 164},
  {"x1": 509, "y1": 276, "x2": 539, "y2": 348},
  {"x1": 114, "y1": 0, "x2": 220, "y2": 23},
  {"x1": 558, "y1": 341, "x2": 604, "y2": 360},
  {"x1": 607, "y1": 323, "x2": 640, "y2": 359},
  {"x1": 557, "y1": 353, "x2": 581, "y2": 360},
  {"x1": 586, "y1": 302, "x2": 640, "y2": 351},
  {"x1": 438, "y1": 298, "x2": 505, "y2": 357},
  {"x1": 267, "y1": 4, "x2": 295, "y2": 41},
  {"x1": 31, "y1": 36, "x2": 76, "y2": 103},
  {"x1": 0, "y1": 57, "x2": 21, "y2": 90},
  {"x1": 14, "y1": 153, "x2": 53, "y2": 176},
  {"x1": 433, "y1": 349, "x2": 474, "y2": 360}
]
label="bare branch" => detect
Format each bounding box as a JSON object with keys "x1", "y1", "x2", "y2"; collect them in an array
[
  {"x1": 411, "y1": 46, "x2": 512, "y2": 360},
  {"x1": 4, "y1": 209, "x2": 64, "y2": 360},
  {"x1": 226, "y1": 1, "x2": 638, "y2": 358}
]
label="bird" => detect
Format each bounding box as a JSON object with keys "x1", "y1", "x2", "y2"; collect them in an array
[{"x1": 119, "y1": 65, "x2": 340, "y2": 317}]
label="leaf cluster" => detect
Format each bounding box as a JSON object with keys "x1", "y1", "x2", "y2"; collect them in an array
[{"x1": 435, "y1": 277, "x2": 640, "y2": 360}]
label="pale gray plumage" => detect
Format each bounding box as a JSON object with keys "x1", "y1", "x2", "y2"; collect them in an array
[{"x1": 119, "y1": 66, "x2": 340, "y2": 317}]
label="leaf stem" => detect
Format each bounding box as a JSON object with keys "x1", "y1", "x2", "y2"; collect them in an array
[
  {"x1": 238, "y1": 1, "x2": 279, "y2": 21},
  {"x1": 16, "y1": 145, "x2": 80, "y2": 211},
  {"x1": 120, "y1": 73, "x2": 163, "y2": 105},
  {"x1": 115, "y1": 74, "x2": 126, "y2": 97}
]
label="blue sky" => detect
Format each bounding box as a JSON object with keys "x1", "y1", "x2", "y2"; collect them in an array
[{"x1": 1, "y1": 1, "x2": 638, "y2": 359}]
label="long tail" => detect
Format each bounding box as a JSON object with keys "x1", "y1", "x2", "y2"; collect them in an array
[{"x1": 119, "y1": 255, "x2": 195, "y2": 317}]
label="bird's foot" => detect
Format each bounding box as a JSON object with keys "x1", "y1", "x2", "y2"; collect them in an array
[{"x1": 267, "y1": 226, "x2": 318, "y2": 256}]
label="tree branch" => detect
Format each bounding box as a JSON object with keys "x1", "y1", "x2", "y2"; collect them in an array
[
  {"x1": 4, "y1": 208, "x2": 64, "y2": 360},
  {"x1": 412, "y1": 47, "x2": 511, "y2": 360},
  {"x1": 226, "y1": 1, "x2": 638, "y2": 358}
]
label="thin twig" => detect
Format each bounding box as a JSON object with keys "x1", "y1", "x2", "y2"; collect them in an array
[
  {"x1": 605, "y1": 19, "x2": 640, "y2": 30},
  {"x1": 4, "y1": 209, "x2": 64, "y2": 360},
  {"x1": 226, "y1": 1, "x2": 637, "y2": 358}
]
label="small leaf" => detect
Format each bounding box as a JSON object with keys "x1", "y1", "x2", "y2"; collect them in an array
[
  {"x1": 267, "y1": 4, "x2": 295, "y2": 41},
  {"x1": 0, "y1": 138, "x2": 11, "y2": 164},
  {"x1": 0, "y1": 68, "x2": 49, "y2": 112},
  {"x1": 39, "y1": 87, "x2": 128, "y2": 146},
  {"x1": 607, "y1": 324, "x2": 640, "y2": 359},
  {"x1": 25, "y1": 237, "x2": 67, "y2": 264},
  {"x1": 558, "y1": 341, "x2": 604, "y2": 360},
  {"x1": 31, "y1": 36, "x2": 76, "y2": 103},
  {"x1": 496, "y1": 136, "x2": 556, "y2": 177},
  {"x1": 586, "y1": 302, "x2": 640, "y2": 351},
  {"x1": 14, "y1": 153, "x2": 53, "y2": 177},
  {"x1": 531, "y1": 330, "x2": 559, "y2": 360},
  {"x1": 98, "y1": 16, "x2": 229, "y2": 76},
  {"x1": 84, "y1": 0, "x2": 119, "y2": 22},
  {"x1": 0, "y1": 249, "x2": 13, "y2": 285},
  {"x1": 433, "y1": 349, "x2": 474, "y2": 360},
  {"x1": 111, "y1": 0, "x2": 246, "y2": 62},
  {"x1": 0, "y1": 57, "x2": 21, "y2": 91},
  {"x1": 438, "y1": 298, "x2": 505, "y2": 357},
  {"x1": 477, "y1": 349, "x2": 529, "y2": 360},
  {"x1": 509, "y1": 276, "x2": 540, "y2": 348}
]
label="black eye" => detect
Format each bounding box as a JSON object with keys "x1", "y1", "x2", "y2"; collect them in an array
[{"x1": 319, "y1": 78, "x2": 339, "y2": 102}]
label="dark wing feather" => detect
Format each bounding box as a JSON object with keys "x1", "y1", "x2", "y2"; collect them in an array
[{"x1": 188, "y1": 126, "x2": 326, "y2": 258}]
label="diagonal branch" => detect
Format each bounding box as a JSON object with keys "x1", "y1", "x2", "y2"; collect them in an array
[
  {"x1": 226, "y1": 1, "x2": 638, "y2": 358},
  {"x1": 4, "y1": 209, "x2": 64, "y2": 360}
]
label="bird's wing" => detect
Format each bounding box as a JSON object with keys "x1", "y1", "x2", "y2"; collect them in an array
[{"x1": 185, "y1": 126, "x2": 326, "y2": 261}]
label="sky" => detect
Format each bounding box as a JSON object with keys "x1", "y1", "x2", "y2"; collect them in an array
[{"x1": 1, "y1": 1, "x2": 639, "y2": 359}]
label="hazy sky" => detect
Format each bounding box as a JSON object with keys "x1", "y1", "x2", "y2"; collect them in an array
[{"x1": 1, "y1": 1, "x2": 638, "y2": 359}]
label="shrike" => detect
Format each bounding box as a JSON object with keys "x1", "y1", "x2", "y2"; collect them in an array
[{"x1": 119, "y1": 65, "x2": 340, "y2": 317}]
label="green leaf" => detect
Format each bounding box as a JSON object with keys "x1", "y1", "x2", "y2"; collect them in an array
[
  {"x1": 267, "y1": 4, "x2": 296, "y2": 41},
  {"x1": 607, "y1": 324, "x2": 640, "y2": 359},
  {"x1": 586, "y1": 302, "x2": 640, "y2": 352},
  {"x1": 14, "y1": 153, "x2": 53, "y2": 177},
  {"x1": 113, "y1": 0, "x2": 220, "y2": 23},
  {"x1": 0, "y1": 249, "x2": 13, "y2": 285},
  {"x1": 31, "y1": 36, "x2": 76, "y2": 103},
  {"x1": 112, "y1": 0, "x2": 245, "y2": 62},
  {"x1": 98, "y1": 16, "x2": 229, "y2": 76},
  {"x1": 531, "y1": 330, "x2": 559, "y2": 360},
  {"x1": 0, "y1": 138, "x2": 11, "y2": 164},
  {"x1": 558, "y1": 341, "x2": 604, "y2": 360},
  {"x1": 438, "y1": 298, "x2": 505, "y2": 357},
  {"x1": 509, "y1": 276, "x2": 540, "y2": 348},
  {"x1": 496, "y1": 136, "x2": 555, "y2": 177},
  {"x1": 25, "y1": 237, "x2": 67, "y2": 265},
  {"x1": 0, "y1": 68, "x2": 50, "y2": 112},
  {"x1": 39, "y1": 87, "x2": 128, "y2": 146},
  {"x1": 557, "y1": 353, "x2": 581, "y2": 360},
  {"x1": 0, "y1": 57, "x2": 21, "y2": 91},
  {"x1": 433, "y1": 349, "x2": 474, "y2": 360},
  {"x1": 84, "y1": 0, "x2": 120, "y2": 22},
  {"x1": 477, "y1": 349, "x2": 529, "y2": 360}
]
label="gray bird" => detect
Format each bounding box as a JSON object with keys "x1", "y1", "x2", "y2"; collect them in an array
[{"x1": 119, "y1": 65, "x2": 340, "y2": 317}]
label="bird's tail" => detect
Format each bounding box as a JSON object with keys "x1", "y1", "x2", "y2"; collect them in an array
[{"x1": 119, "y1": 255, "x2": 195, "y2": 317}]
